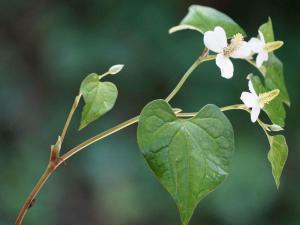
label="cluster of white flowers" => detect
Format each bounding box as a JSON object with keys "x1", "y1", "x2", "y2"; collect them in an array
[
  {"x1": 203, "y1": 26, "x2": 279, "y2": 79},
  {"x1": 203, "y1": 26, "x2": 282, "y2": 122}
]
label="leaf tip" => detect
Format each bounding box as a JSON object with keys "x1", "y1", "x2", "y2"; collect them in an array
[
  {"x1": 78, "y1": 121, "x2": 86, "y2": 131},
  {"x1": 275, "y1": 179, "x2": 280, "y2": 190},
  {"x1": 267, "y1": 16, "x2": 273, "y2": 23}
]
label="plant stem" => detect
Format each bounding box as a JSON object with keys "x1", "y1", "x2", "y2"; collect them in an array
[
  {"x1": 15, "y1": 94, "x2": 81, "y2": 225},
  {"x1": 14, "y1": 165, "x2": 53, "y2": 225},
  {"x1": 177, "y1": 104, "x2": 271, "y2": 142},
  {"x1": 257, "y1": 119, "x2": 272, "y2": 143},
  {"x1": 165, "y1": 59, "x2": 201, "y2": 102},
  {"x1": 98, "y1": 72, "x2": 110, "y2": 80},
  {"x1": 220, "y1": 104, "x2": 272, "y2": 144},
  {"x1": 176, "y1": 104, "x2": 246, "y2": 117},
  {"x1": 245, "y1": 58, "x2": 265, "y2": 76},
  {"x1": 14, "y1": 115, "x2": 139, "y2": 225},
  {"x1": 61, "y1": 94, "x2": 82, "y2": 142},
  {"x1": 59, "y1": 116, "x2": 139, "y2": 164},
  {"x1": 165, "y1": 48, "x2": 214, "y2": 103}
]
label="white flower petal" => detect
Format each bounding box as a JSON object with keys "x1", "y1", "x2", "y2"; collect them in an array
[
  {"x1": 240, "y1": 92, "x2": 258, "y2": 108},
  {"x1": 256, "y1": 50, "x2": 269, "y2": 67},
  {"x1": 204, "y1": 26, "x2": 227, "y2": 53},
  {"x1": 258, "y1": 31, "x2": 266, "y2": 44},
  {"x1": 214, "y1": 27, "x2": 228, "y2": 46},
  {"x1": 248, "y1": 37, "x2": 264, "y2": 53},
  {"x1": 248, "y1": 80, "x2": 257, "y2": 96},
  {"x1": 230, "y1": 41, "x2": 252, "y2": 59},
  {"x1": 250, "y1": 105, "x2": 261, "y2": 122},
  {"x1": 216, "y1": 53, "x2": 234, "y2": 79}
]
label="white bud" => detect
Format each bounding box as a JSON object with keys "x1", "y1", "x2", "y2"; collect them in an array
[
  {"x1": 269, "y1": 124, "x2": 284, "y2": 132},
  {"x1": 108, "y1": 64, "x2": 124, "y2": 75},
  {"x1": 173, "y1": 108, "x2": 182, "y2": 113}
]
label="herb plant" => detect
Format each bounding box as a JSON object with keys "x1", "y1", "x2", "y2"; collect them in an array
[{"x1": 14, "y1": 5, "x2": 290, "y2": 225}]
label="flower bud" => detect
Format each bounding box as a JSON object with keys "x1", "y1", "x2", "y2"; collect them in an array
[
  {"x1": 269, "y1": 124, "x2": 284, "y2": 131},
  {"x1": 109, "y1": 64, "x2": 124, "y2": 75}
]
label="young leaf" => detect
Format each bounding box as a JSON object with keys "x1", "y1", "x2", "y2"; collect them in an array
[
  {"x1": 79, "y1": 73, "x2": 118, "y2": 130},
  {"x1": 259, "y1": 17, "x2": 275, "y2": 42},
  {"x1": 137, "y1": 99, "x2": 234, "y2": 225},
  {"x1": 268, "y1": 135, "x2": 288, "y2": 188},
  {"x1": 249, "y1": 74, "x2": 286, "y2": 127},
  {"x1": 169, "y1": 5, "x2": 246, "y2": 38},
  {"x1": 257, "y1": 18, "x2": 290, "y2": 106},
  {"x1": 264, "y1": 54, "x2": 290, "y2": 106}
]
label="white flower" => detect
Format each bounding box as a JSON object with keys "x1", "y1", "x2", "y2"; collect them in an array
[
  {"x1": 240, "y1": 80, "x2": 279, "y2": 122},
  {"x1": 248, "y1": 31, "x2": 268, "y2": 68},
  {"x1": 240, "y1": 80, "x2": 262, "y2": 122},
  {"x1": 204, "y1": 26, "x2": 251, "y2": 79},
  {"x1": 249, "y1": 31, "x2": 283, "y2": 68},
  {"x1": 109, "y1": 64, "x2": 124, "y2": 75}
]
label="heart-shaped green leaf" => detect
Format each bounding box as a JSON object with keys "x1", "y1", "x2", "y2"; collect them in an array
[
  {"x1": 137, "y1": 99, "x2": 234, "y2": 225},
  {"x1": 268, "y1": 135, "x2": 288, "y2": 189},
  {"x1": 169, "y1": 5, "x2": 246, "y2": 38},
  {"x1": 79, "y1": 73, "x2": 118, "y2": 130}
]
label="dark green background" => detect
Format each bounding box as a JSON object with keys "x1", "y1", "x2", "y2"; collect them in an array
[{"x1": 0, "y1": 1, "x2": 299, "y2": 225}]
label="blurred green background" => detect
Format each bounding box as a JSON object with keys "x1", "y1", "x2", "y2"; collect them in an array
[{"x1": 0, "y1": 0, "x2": 299, "y2": 225}]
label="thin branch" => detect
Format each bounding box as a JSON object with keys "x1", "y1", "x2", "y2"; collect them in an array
[
  {"x1": 60, "y1": 94, "x2": 82, "y2": 142},
  {"x1": 14, "y1": 166, "x2": 53, "y2": 225},
  {"x1": 165, "y1": 48, "x2": 213, "y2": 103},
  {"x1": 59, "y1": 116, "x2": 139, "y2": 165}
]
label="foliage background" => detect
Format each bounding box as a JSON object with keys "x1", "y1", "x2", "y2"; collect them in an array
[{"x1": 0, "y1": 0, "x2": 299, "y2": 225}]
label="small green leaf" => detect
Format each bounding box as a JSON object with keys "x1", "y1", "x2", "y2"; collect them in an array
[
  {"x1": 264, "y1": 54, "x2": 290, "y2": 106},
  {"x1": 249, "y1": 74, "x2": 286, "y2": 127},
  {"x1": 137, "y1": 99, "x2": 234, "y2": 225},
  {"x1": 169, "y1": 5, "x2": 246, "y2": 38},
  {"x1": 79, "y1": 73, "x2": 118, "y2": 130},
  {"x1": 268, "y1": 135, "x2": 288, "y2": 188},
  {"x1": 259, "y1": 17, "x2": 274, "y2": 42},
  {"x1": 258, "y1": 18, "x2": 290, "y2": 106}
]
